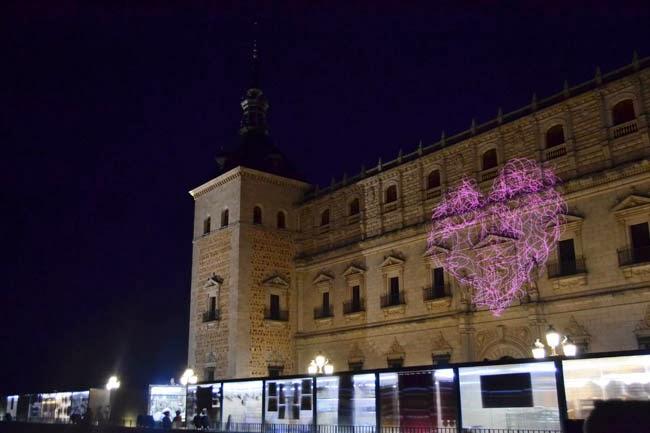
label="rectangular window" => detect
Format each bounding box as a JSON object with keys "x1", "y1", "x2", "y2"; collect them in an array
[
  {"x1": 458, "y1": 362, "x2": 560, "y2": 431},
  {"x1": 204, "y1": 367, "x2": 215, "y2": 382},
  {"x1": 389, "y1": 277, "x2": 400, "y2": 304},
  {"x1": 316, "y1": 374, "x2": 376, "y2": 427},
  {"x1": 223, "y1": 381, "x2": 263, "y2": 424},
  {"x1": 203, "y1": 217, "x2": 211, "y2": 234},
  {"x1": 209, "y1": 296, "x2": 216, "y2": 314},
  {"x1": 558, "y1": 239, "x2": 577, "y2": 274},
  {"x1": 352, "y1": 285, "x2": 360, "y2": 310},
  {"x1": 630, "y1": 222, "x2": 650, "y2": 262},
  {"x1": 432, "y1": 267, "x2": 445, "y2": 297},
  {"x1": 562, "y1": 355, "x2": 650, "y2": 420},
  {"x1": 380, "y1": 369, "x2": 457, "y2": 429},
  {"x1": 270, "y1": 294, "x2": 280, "y2": 319},
  {"x1": 322, "y1": 292, "x2": 330, "y2": 313}
]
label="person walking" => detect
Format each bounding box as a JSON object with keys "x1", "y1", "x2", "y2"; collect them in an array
[
  {"x1": 172, "y1": 410, "x2": 182, "y2": 429},
  {"x1": 161, "y1": 410, "x2": 172, "y2": 430}
]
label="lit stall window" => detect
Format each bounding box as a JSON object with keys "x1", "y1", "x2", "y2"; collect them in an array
[
  {"x1": 265, "y1": 377, "x2": 313, "y2": 425},
  {"x1": 222, "y1": 381, "x2": 263, "y2": 428},
  {"x1": 562, "y1": 354, "x2": 650, "y2": 420},
  {"x1": 379, "y1": 369, "x2": 457, "y2": 430},
  {"x1": 458, "y1": 362, "x2": 560, "y2": 431},
  {"x1": 148, "y1": 385, "x2": 186, "y2": 423},
  {"x1": 316, "y1": 373, "x2": 376, "y2": 427},
  {"x1": 187, "y1": 383, "x2": 221, "y2": 425}
]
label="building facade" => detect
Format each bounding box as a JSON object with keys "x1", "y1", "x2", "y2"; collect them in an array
[{"x1": 188, "y1": 55, "x2": 650, "y2": 381}]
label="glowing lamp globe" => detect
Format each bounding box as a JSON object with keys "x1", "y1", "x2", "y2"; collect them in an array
[
  {"x1": 307, "y1": 362, "x2": 318, "y2": 375},
  {"x1": 315, "y1": 354, "x2": 326, "y2": 368},
  {"x1": 545, "y1": 326, "x2": 561, "y2": 349},
  {"x1": 106, "y1": 376, "x2": 121, "y2": 391},
  {"x1": 323, "y1": 364, "x2": 334, "y2": 375},
  {"x1": 563, "y1": 339, "x2": 578, "y2": 357},
  {"x1": 532, "y1": 339, "x2": 546, "y2": 359}
]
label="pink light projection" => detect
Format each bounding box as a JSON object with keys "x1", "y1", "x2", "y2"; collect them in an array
[{"x1": 427, "y1": 158, "x2": 566, "y2": 316}]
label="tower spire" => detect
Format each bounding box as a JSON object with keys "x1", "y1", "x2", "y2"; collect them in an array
[{"x1": 251, "y1": 21, "x2": 261, "y2": 89}]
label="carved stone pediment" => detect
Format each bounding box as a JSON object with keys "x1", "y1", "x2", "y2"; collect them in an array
[
  {"x1": 342, "y1": 265, "x2": 366, "y2": 277},
  {"x1": 560, "y1": 214, "x2": 584, "y2": 233},
  {"x1": 313, "y1": 272, "x2": 334, "y2": 285},
  {"x1": 386, "y1": 338, "x2": 405, "y2": 360},
  {"x1": 563, "y1": 315, "x2": 591, "y2": 351},
  {"x1": 424, "y1": 244, "x2": 450, "y2": 258},
  {"x1": 431, "y1": 332, "x2": 453, "y2": 356},
  {"x1": 207, "y1": 274, "x2": 223, "y2": 286},
  {"x1": 475, "y1": 324, "x2": 530, "y2": 359},
  {"x1": 380, "y1": 255, "x2": 405, "y2": 269},
  {"x1": 473, "y1": 234, "x2": 515, "y2": 249},
  {"x1": 612, "y1": 194, "x2": 650, "y2": 220},
  {"x1": 634, "y1": 305, "x2": 650, "y2": 339},
  {"x1": 262, "y1": 275, "x2": 290, "y2": 291},
  {"x1": 348, "y1": 343, "x2": 365, "y2": 363}
]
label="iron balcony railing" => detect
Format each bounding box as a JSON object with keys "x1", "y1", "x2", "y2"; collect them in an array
[
  {"x1": 422, "y1": 285, "x2": 449, "y2": 301},
  {"x1": 202, "y1": 309, "x2": 220, "y2": 323},
  {"x1": 617, "y1": 245, "x2": 650, "y2": 266},
  {"x1": 314, "y1": 305, "x2": 334, "y2": 319},
  {"x1": 546, "y1": 256, "x2": 586, "y2": 278},
  {"x1": 264, "y1": 308, "x2": 289, "y2": 322},
  {"x1": 610, "y1": 118, "x2": 638, "y2": 139},
  {"x1": 380, "y1": 291, "x2": 406, "y2": 308},
  {"x1": 343, "y1": 298, "x2": 366, "y2": 314}
]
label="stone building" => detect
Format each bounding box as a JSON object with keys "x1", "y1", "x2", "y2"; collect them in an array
[{"x1": 188, "y1": 54, "x2": 650, "y2": 381}]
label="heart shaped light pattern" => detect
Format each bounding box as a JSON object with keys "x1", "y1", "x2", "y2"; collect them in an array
[{"x1": 427, "y1": 158, "x2": 566, "y2": 316}]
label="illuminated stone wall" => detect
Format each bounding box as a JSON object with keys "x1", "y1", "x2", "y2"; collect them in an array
[{"x1": 189, "y1": 63, "x2": 650, "y2": 378}]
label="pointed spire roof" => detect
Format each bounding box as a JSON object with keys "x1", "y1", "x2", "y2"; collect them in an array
[{"x1": 214, "y1": 23, "x2": 302, "y2": 181}]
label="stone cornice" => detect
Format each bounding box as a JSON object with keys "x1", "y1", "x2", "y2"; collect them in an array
[{"x1": 189, "y1": 166, "x2": 310, "y2": 199}]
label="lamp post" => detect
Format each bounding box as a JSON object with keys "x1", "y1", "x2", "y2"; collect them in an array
[
  {"x1": 307, "y1": 353, "x2": 334, "y2": 375},
  {"x1": 105, "y1": 376, "x2": 120, "y2": 424},
  {"x1": 180, "y1": 368, "x2": 197, "y2": 427},
  {"x1": 531, "y1": 325, "x2": 578, "y2": 358}
]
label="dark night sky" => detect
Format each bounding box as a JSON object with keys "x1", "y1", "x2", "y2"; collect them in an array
[{"x1": 2, "y1": 1, "x2": 650, "y2": 394}]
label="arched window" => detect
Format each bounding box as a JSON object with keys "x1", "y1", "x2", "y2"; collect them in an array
[
  {"x1": 203, "y1": 217, "x2": 211, "y2": 234},
  {"x1": 427, "y1": 170, "x2": 441, "y2": 189},
  {"x1": 253, "y1": 206, "x2": 263, "y2": 225},
  {"x1": 277, "y1": 211, "x2": 286, "y2": 229},
  {"x1": 221, "y1": 209, "x2": 229, "y2": 227},
  {"x1": 612, "y1": 99, "x2": 636, "y2": 125},
  {"x1": 481, "y1": 149, "x2": 498, "y2": 170},
  {"x1": 545, "y1": 124, "x2": 565, "y2": 148},
  {"x1": 349, "y1": 198, "x2": 360, "y2": 216},
  {"x1": 320, "y1": 209, "x2": 330, "y2": 226},
  {"x1": 385, "y1": 185, "x2": 398, "y2": 203}
]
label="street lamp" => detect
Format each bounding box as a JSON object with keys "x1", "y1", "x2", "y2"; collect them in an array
[
  {"x1": 532, "y1": 339, "x2": 546, "y2": 359},
  {"x1": 531, "y1": 325, "x2": 578, "y2": 358},
  {"x1": 180, "y1": 369, "x2": 197, "y2": 427},
  {"x1": 562, "y1": 336, "x2": 578, "y2": 357},
  {"x1": 307, "y1": 353, "x2": 334, "y2": 375},
  {"x1": 545, "y1": 325, "x2": 561, "y2": 356},
  {"x1": 105, "y1": 376, "x2": 120, "y2": 424}
]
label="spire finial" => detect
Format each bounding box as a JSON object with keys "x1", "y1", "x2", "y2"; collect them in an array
[
  {"x1": 497, "y1": 107, "x2": 503, "y2": 124},
  {"x1": 595, "y1": 66, "x2": 602, "y2": 85},
  {"x1": 440, "y1": 130, "x2": 446, "y2": 146},
  {"x1": 531, "y1": 93, "x2": 538, "y2": 111},
  {"x1": 251, "y1": 21, "x2": 261, "y2": 89},
  {"x1": 397, "y1": 148, "x2": 403, "y2": 163},
  {"x1": 377, "y1": 157, "x2": 383, "y2": 171},
  {"x1": 417, "y1": 139, "x2": 423, "y2": 155},
  {"x1": 633, "y1": 50, "x2": 640, "y2": 70},
  {"x1": 470, "y1": 118, "x2": 477, "y2": 135},
  {"x1": 563, "y1": 80, "x2": 570, "y2": 97}
]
